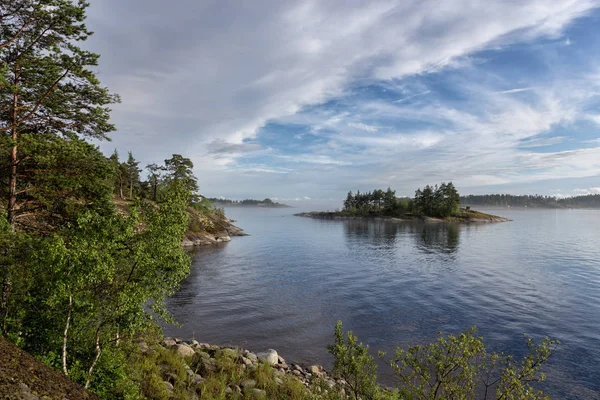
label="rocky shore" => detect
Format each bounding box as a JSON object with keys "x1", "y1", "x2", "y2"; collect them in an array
[
  {"x1": 182, "y1": 219, "x2": 247, "y2": 247},
  {"x1": 149, "y1": 337, "x2": 339, "y2": 398}
]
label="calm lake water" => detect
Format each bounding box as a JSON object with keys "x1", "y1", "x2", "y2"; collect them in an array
[{"x1": 165, "y1": 207, "x2": 600, "y2": 399}]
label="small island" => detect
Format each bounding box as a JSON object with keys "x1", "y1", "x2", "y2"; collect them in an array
[
  {"x1": 296, "y1": 182, "x2": 510, "y2": 223},
  {"x1": 206, "y1": 197, "x2": 291, "y2": 208}
]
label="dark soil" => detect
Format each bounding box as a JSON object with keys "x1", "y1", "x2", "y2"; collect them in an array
[{"x1": 0, "y1": 336, "x2": 99, "y2": 399}]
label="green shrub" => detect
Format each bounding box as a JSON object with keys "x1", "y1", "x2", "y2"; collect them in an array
[{"x1": 327, "y1": 320, "x2": 380, "y2": 400}]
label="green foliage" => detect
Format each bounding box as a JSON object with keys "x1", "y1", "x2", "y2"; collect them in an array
[
  {"x1": 342, "y1": 188, "x2": 413, "y2": 217},
  {"x1": 163, "y1": 154, "x2": 198, "y2": 196},
  {"x1": 327, "y1": 320, "x2": 380, "y2": 400},
  {"x1": 0, "y1": 0, "x2": 119, "y2": 224},
  {"x1": 414, "y1": 182, "x2": 460, "y2": 218},
  {"x1": 0, "y1": 181, "x2": 192, "y2": 391},
  {"x1": 0, "y1": 133, "x2": 114, "y2": 231}
]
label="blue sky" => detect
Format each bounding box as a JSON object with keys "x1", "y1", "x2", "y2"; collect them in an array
[{"x1": 86, "y1": 1, "x2": 600, "y2": 205}]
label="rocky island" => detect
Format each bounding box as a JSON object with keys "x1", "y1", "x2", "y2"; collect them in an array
[
  {"x1": 295, "y1": 208, "x2": 510, "y2": 223},
  {"x1": 296, "y1": 183, "x2": 510, "y2": 223}
]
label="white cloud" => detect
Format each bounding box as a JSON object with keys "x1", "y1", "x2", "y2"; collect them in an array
[
  {"x1": 499, "y1": 87, "x2": 534, "y2": 94},
  {"x1": 347, "y1": 122, "x2": 378, "y2": 132},
  {"x1": 574, "y1": 187, "x2": 600, "y2": 195},
  {"x1": 88, "y1": 0, "x2": 599, "y2": 159}
]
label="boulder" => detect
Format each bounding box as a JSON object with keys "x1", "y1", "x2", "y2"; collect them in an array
[
  {"x1": 191, "y1": 374, "x2": 205, "y2": 385},
  {"x1": 242, "y1": 357, "x2": 253, "y2": 366},
  {"x1": 308, "y1": 365, "x2": 322, "y2": 375},
  {"x1": 250, "y1": 388, "x2": 267, "y2": 399},
  {"x1": 240, "y1": 379, "x2": 256, "y2": 389},
  {"x1": 162, "y1": 338, "x2": 177, "y2": 347},
  {"x1": 244, "y1": 350, "x2": 258, "y2": 362},
  {"x1": 256, "y1": 349, "x2": 278, "y2": 365},
  {"x1": 175, "y1": 343, "x2": 195, "y2": 358}
]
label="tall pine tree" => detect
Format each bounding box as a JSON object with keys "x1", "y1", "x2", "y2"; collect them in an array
[{"x1": 0, "y1": 0, "x2": 119, "y2": 227}]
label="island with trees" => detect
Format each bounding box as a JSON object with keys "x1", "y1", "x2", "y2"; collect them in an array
[
  {"x1": 206, "y1": 197, "x2": 291, "y2": 208},
  {"x1": 297, "y1": 182, "x2": 509, "y2": 222}
]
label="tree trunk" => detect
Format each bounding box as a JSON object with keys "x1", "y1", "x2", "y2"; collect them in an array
[
  {"x1": 7, "y1": 67, "x2": 19, "y2": 227},
  {"x1": 85, "y1": 327, "x2": 102, "y2": 389},
  {"x1": 62, "y1": 296, "x2": 73, "y2": 375},
  {"x1": 152, "y1": 179, "x2": 157, "y2": 201}
]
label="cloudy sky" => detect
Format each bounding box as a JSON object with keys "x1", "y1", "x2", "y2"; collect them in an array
[{"x1": 85, "y1": 0, "x2": 600, "y2": 204}]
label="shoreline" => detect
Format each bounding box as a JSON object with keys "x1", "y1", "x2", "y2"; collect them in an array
[
  {"x1": 182, "y1": 219, "x2": 248, "y2": 247},
  {"x1": 151, "y1": 337, "x2": 336, "y2": 392},
  {"x1": 294, "y1": 210, "x2": 511, "y2": 223}
]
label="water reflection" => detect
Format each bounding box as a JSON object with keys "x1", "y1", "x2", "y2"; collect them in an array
[
  {"x1": 414, "y1": 223, "x2": 460, "y2": 254},
  {"x1": 342, "y1": 219, "x2": 460, "y2": 254}
]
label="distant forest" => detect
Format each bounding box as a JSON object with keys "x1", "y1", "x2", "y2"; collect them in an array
[
  {"x1": 461, "y1": 194, "x2": 600, "y2": 208},
  {"x1": 205, "y1": 197, "x2": 289, "y2": 207}
]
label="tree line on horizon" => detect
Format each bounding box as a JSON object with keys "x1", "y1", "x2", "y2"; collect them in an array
[
  {"x1": 342, "y1": 182, "x2": 461, "y2": 218},
  {"x1": 205, "y1": 197, "x2": 281, "y2": 206},
  {"x1": 461, "y1": 193, "x2": 600, "y2": 208}
]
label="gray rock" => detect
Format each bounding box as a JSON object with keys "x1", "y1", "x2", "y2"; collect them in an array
[
  {"x1": 308, "y1": 365, "x2": 322, "y2": 375},
  {"x1": 200, "y1": 358, "x2": 217, "y2": 373},
  {"x1": 18, "y1": 383, "x2": 41, "y2": 400},
  {"x1": 242, "y1": 356, "x2": 253, "y2": 366},
  {"x1": 240, "y1": 379, "x2": 257, "y2": 389},
  {"x1": 162, "y1": 338, "x2": 177, "y2": 347},
  {"x1": 256, "y1": 349, "x2": 278, "y2": 365},
  {"x1": 278, "y1": 355, "x2": 286, "y2": 364},
  {"x1": 191, "y1": 374, "x2": 205, "y2": 385},
  {"x1": 250, "y1": 388, "x2": 267, "y2": 399},
  {"x1": 244, "y1": 350, "x2": 258, "y2": 362},
  {"x1": 190, "y1": 339, "x2": 200, "y2": 346},
  {"x1": 175, "y1": 343, "x2": 196, "y2": 358}
]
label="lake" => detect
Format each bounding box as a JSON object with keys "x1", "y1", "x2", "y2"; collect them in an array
[{"x1": 165, "y1": 207, "x2": 600, "y2": 399}]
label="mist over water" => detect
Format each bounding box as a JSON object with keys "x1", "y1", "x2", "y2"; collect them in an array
[{"x1": 165, "y1": 207, "x2": 600, "y2": 399}]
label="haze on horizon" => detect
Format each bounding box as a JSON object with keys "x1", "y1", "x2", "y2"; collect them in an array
[{"x1": 86, "y1": 1, "x2": 600, "y2": 202}]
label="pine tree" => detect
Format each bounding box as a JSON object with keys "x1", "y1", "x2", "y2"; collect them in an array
[
  {"x1": 126, "y1": 152, "x2": 140, "y2": 199},
  {"x1": 0, "y1": 0, "x2": 119, "y2": 227}
]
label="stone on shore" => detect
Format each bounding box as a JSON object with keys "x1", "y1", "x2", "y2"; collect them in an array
[
  {"x1": 175, "y1": 343, "x2": 196, "y2": 358},
  {"x1": 256, "y1": 349, "x2": 279, "y2": 365}
]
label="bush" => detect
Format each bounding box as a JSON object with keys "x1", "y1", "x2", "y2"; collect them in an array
[
  {"x1": 327, "y1": 323, "x2": 558, "y2": 400},
  {"x1": 327, "y1": 321, "x2": 380, "y2": 400}
]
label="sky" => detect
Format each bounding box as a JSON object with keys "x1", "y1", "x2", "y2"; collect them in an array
[{"x1": 85, "y1": 0, "x2": 600, "y2": 206}]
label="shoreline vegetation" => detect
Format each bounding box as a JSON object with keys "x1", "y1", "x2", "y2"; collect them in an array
[
  {"x1": 206, "y1": 197, "x2": 291, "y2": 208},
  {"x1": 297, "y1": 183, "x2": 510, "y2": 223}
]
